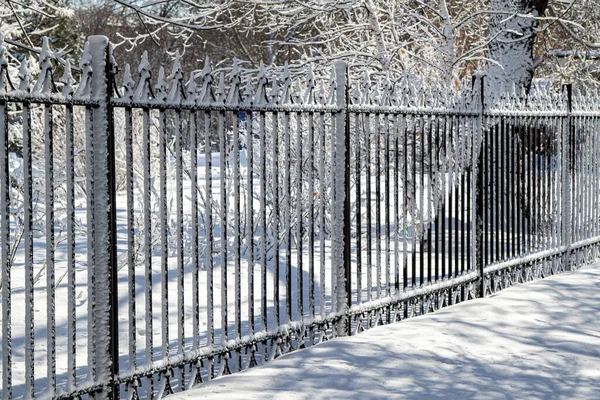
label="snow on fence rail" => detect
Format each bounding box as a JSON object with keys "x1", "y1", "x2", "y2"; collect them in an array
[{"x1": 1, "y1": 35, "x2": 600, "y2": 400}]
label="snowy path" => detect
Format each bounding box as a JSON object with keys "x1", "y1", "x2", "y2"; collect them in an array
[{"x1": 167, "y1": 264, "x2": 600, "y2": 400}]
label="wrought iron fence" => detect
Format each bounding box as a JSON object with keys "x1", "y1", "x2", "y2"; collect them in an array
[{"x1": 1, "y1": 35, "x2": 600, "y2": 400}]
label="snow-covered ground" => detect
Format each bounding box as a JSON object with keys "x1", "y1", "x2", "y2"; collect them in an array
[{"x1": 167, "y1": 263, "x2": 600, "y2": 400}]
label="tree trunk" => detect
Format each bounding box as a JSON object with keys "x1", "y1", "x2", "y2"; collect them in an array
[{"x1": 486, "y1": 0, "x2": 549, "y2": 93}]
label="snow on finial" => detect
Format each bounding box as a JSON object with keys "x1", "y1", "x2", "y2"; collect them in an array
[
  {"x1": 33, "y1": 37, "x2": 54, "y2": 94},
  {"x1": 74, "y1": 41, "x2": 93, "y2": 98},
  {"x1": 154, "y1": 66, "x2": 167, "y2": 102},
  {"x1": 304, "y1": 64, "x2": 315, "y2": 104},
  {"x1": 390, "y1": 82, "x2": 399, "y2": 107},
  {"x1": 242, "y1": 74, "x2": 253, "y2": 107},
  {"x1": 215, "y1": 71, "x2": 226, "y2": 103},
  {"x1": 255, "y1": 61, "x2": 268, "y2": 106},
  {"x1": 280, "y1": 62, "x2": 291, "y2": 104},
  {"x1": 59, "y1": 59, "x2": 76, "y2": 97},
  {"x1": 227, "y1": 58, "x2": 241, "y2": 105},
  {"x1": 0, "y1": 33, "x2": 8, "y2": 93},
  {"x1": 327, "y1": 64, "x2": 337, "y2": 105},
  {"x1": 186, "y1": 73, "x2": 198, "y2": 103},
  {"x1": 133, "y1": 51, "x2": 151, "y2": 101},
  {"x1": 168, "y1": 51, "x2": 184, "y2": 103},
  {"x1": 381, "y1": 74, "x2": 392, "y2": 106},
  {"x1": 267, "y1": 73, "x2": 280, "y2": 106},
  {"x1": 122, "y1": 63, "x2": 134, "y2": 101},
  {"x1": 18, "y1": 56, "x2": 33, "y2": 93},
  {"x1": 351, "y1": 81, "x2": 360, "y2": 105},
  {"x1": 360, "y1": 70, "x2": 371, "y2": 105},
  {"x1": 372, "y1": 78, "x2": 381, "y2": 107},
  {"x1": 573, "y1": 87, "x2": 583, "y2": 112},
  {"x1": 199, "y1": 55, "x2": 213, "y2": 104},
  {"x1": 109, "y1": 45, "x2": 118, "y2": 76},
  {"x1": 317, "y1": 79, "x2": 326, "y2": 105},
  {"x1": 292, "y1": 78, "x2": 302, "y2": 105},
  {"x1": 431, "y1": 79, "x2": 440, "y2": 108}
]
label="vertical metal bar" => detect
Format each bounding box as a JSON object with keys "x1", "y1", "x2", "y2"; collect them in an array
[
  {"x1": 269, "y1": 112, "x2": 277, "y2": 331},
  {"x1": 448, "y1": 116, "x2": 453, "y2": 281},
  {"x1": 65, "y1": 100, "x2": 76, "y2": 391},
  {"x1": 44, "y1": 102, "x2": 57, "y2": 395},
  {"x1": 365, "y1": 113, "x2": 372, "y2": 300},
  {"x1": 246, "y1": 110, "x2": 254, "y2": 337},
  {"x1": 412, "y1": 115, "x2": 417, "y2": 287},
  {"x1": 308, "y1": 111, "x2": 315, "y2": 315},
  {"x1": 284, "y1": 110, "x2": 292, "y2": 322},
  {"x1": 516, "y1": 116, "x2": 521, "y2": 257},
  {"x1": 385, "y1": 114, "x2": 391, "y2": 295},
  {"x1": 233, "y1": 109, "x2": 241, "y2": 369},
  {"x1": 428, "y1": 116, "x2": 433, "y2": 282},
  {"x1": 296, "y1": 111, "x2": 304, "y2": 319},
  {"x1": 421, "y1": 115, "x2": 426, "y2": 285},
  {"x1": 191, "y1": 112, "x2": 199, "y2": 352},
  {"x1": 375, "y1": 112, "x2": 381, "y2": 297},
  {"x1": 343, "y1": 70, "x2": 352, "y2": 315},
  {"x1": 259, "y1": 108, "x2": 267, "y2": 332},
  {"x1": 393, "y1": 113, "x2": 400, "y2": 292},
  {"x1": 23, "y1": 100, "x2": 35, "y2": 397},
  {"x1": 89, "y1": 36, "x2": 118, "y2": 399},
  {"x1": 434, "y1": 116, "x2": 440, "y2": 280},
  {"x1": 318, "y1": 111, "x2": 326, "y2": 316},
  {"x1": 473, "y1": 75, "x2": 485, "y2": 297},
  {"x1": 333, "y1": 60, "x2": 349, "y2": 333},
  {"x1": 125, "y1": 104, "x2": 136, "y2": 373},
  {"x1": 219, "y1": 109, "x2": 228, "y2": 346},
  {"x1": 355, "y1": 112, "x2": 362, "y2": 303},
  {"x1": 204, "y1": 110, "x2": 214, "y2": 378},
  {"x1": 562, "y1": 84, "x2": 572, "y2": 266},
  {"x1": 461, "y1": 118, "x2": 466, "y2": 274},
  {"x1": 175, "y1": 110, "x2": 185, "y2": 382},
  {"x1": 500, "y1": 117, "x2": 505, "y2": 260},
  {"x1": 0, "y1": 98, "x2": 11, "y2": 400},
  {"x1": 143, "y1": 107, "x2": 153, "y2": 372},
  {"x1": 439, "y1": 114, "x2": 445, "y2": 281},
  {"x1": 159, "y1": 106, "x2": 169, "y2": 360}
]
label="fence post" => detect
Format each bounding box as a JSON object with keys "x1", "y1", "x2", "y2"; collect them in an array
[
  {"x1": 562, "y1": 84, "x2": 573, "y2": 270},
  {"x1": 88, "y1": 36, "x2": 118, "y2": 400},
  {"x1": 472, "y1": 74, "x2": 486, "y2": 298},
  {"x1": 333, "y1": 60, "x2": 350, "y2": 335}
]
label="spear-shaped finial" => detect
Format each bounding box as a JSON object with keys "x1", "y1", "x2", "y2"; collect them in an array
[
  {"x1": 0, "y1": 33, "x2": 8, "y2": 93},
  {"x1": 155, "y1": 66, "x2": 167, "y2": 102},
  {"x1": 19, "y1": 56, "x2": 33, "y2": 93},
  {"x1": 60, "y1": 59, "x2": 76, "y2": 97},
  {"x1": 74, "y1": 41, "x2": 93, "y2": 98},
  {"x1": 133, "y1": 50, "x2": 152, "y2": 101}
]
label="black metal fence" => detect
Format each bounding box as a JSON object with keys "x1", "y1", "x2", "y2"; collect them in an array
[{"x1": 1, "y1": 35, "x2": 599, "y2": 400}]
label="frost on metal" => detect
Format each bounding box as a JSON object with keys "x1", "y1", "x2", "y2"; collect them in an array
[{"x1": 3, "y1": 33, "x2": 600, "y2": 400}]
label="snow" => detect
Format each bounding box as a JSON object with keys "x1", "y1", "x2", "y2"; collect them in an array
[{"x1": 167, "y1": 263, "x2": 600, "y2": 400}]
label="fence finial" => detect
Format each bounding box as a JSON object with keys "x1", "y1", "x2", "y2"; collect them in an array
[
  {"x1": 227, "y1": 58, "x2": 241, "y2": 105},
  {"x1": 304, "y1": 64, "x2": 314, "y2": 104},
  {"x1": 32, "y1": 37, "x2": 54, "y2": 95},
  {"x1": 216, "y1": 71, "x2": 226, "y2": 103},
  {"x1": 133, "y1": 51, "x2": 151, "y2": 101},
  {"x1": 268, "y1": 71, "x2": 280, "y2": 106},
  {"x1": 0, "y1": 33, "x2": 8, "y2": 93},
  {"x1": 243, "y1": 71, "x2": 254, "y2": 107},
  {"x1": 155, "y1": 66, "x2": 167, "y2": 102},
  {"x1": 18, "y1": 56, "x2": 33, "y2": 93},
  {"x1": 255, "y1": 61, "x2": 268, "y2": 106},
  {"x1": 280, "y1": 62, "x2": 291, "y2": 104},
  {"x1": 199, "y1": 55, "x2": 212, "y2": 104},
  {"x1": 74, "y1": 41, "x2": 93, "y2": 98},
  {"x1": 60, "y1": 59, "x2": 75, "y2": 97},
  {"x1": 168, "y1": 50, "x2": 184, "y2": 103},
  {"x1": 122, "y1": 63, "x2": 134, "y2": 101}
]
